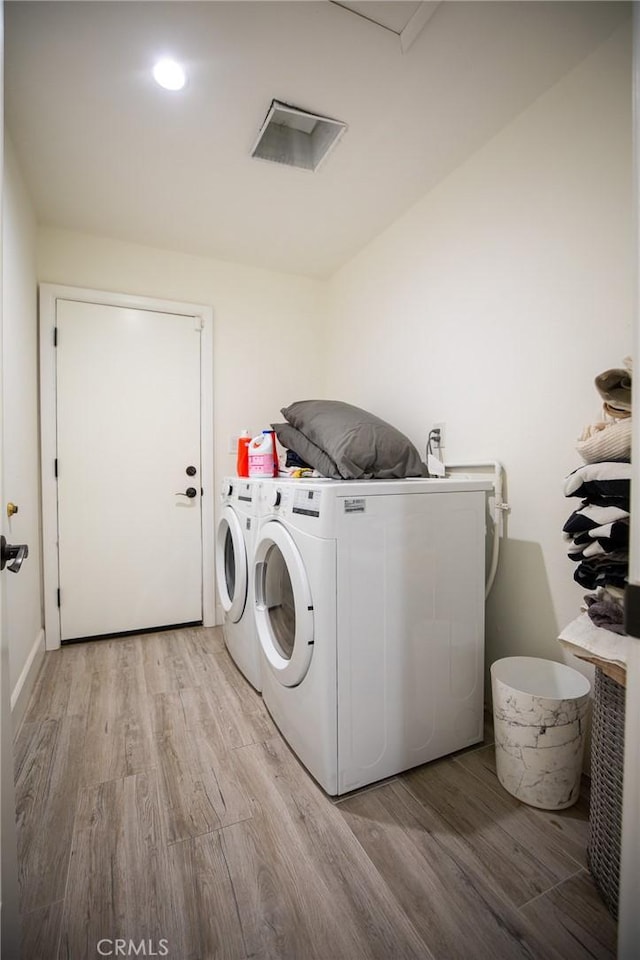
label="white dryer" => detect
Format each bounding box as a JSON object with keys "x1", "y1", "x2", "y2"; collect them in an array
[
  {"x1": 253, "y1": 477, "x2": 491, "y2": 795},
  {"x1": 215, "y1": 477, "x2": 262, "y2": 691}
]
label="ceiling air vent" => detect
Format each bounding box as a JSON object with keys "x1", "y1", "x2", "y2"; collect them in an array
[{"x1": 251, "y1": 100, "x2": 347, "y2": 172}]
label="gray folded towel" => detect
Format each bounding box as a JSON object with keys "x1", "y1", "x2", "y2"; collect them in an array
[{"x1": 584, "y1": 594, "x2": 626, "y2": 635}]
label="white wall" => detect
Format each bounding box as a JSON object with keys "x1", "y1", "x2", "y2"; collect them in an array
[
  {"x1": 324, "y1": 24, "x2": 633, "y2": 684},
  {"x1": 36, "y1": 227, "x2": 326, "y2": 496},
  {"x1": 2, "y1": 134, "x2": 43, "y2": 725}
]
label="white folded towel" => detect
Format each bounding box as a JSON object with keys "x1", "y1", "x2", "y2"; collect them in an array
[{"x1": 558, "y1": 611, "x2": 628, "y2": 667}]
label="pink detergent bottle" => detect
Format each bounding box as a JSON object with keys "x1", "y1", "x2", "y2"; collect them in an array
[{"x1": 248, "y1": 432, "x2": 276, "y2": 477}]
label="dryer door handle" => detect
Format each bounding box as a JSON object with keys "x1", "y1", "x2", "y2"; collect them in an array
[{"x1": 255, "y1": 561, "x2": 266, "y2": 609}]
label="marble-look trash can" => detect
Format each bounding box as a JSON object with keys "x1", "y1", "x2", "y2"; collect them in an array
[{"x1": 491, "y1": 656, "x2": 591, "y2": 810}]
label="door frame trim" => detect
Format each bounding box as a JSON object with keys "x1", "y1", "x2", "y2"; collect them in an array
[{"x1": 39, "y1": 283, "x2": 215, "y2": 650}]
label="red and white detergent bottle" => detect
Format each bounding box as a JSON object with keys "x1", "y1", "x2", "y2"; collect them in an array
[{"x1": 236, "y1": 430, "x2": 251, "y2": 477}]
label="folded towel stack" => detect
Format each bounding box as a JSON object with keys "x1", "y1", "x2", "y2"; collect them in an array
[{"x1": 563, "y1": 362, "x2": 632, "y2": 633}]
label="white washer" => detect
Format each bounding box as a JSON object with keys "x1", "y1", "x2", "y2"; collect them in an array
[
  {"x1": 253, "y1": 477, "x2": 491, "y2": 795},
  {"x1": 215, "y1": 477, "x2": 262, "y2": 691}
]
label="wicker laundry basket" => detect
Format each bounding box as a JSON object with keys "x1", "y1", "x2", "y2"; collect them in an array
[{"x1": 587, "y1": 666, "x2": 625, "y2": 917}]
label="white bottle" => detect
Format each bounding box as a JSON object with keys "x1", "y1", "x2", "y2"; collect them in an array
[{"x1": 248, "y1": 432, "x2": 276, "y2": 477}]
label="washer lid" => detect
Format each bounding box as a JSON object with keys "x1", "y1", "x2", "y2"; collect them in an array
[
  {"x1": 254, "y1": 520, "x2": 314, "y2": 687},
  {"x1": 215, "y1": 504, "x2": 248, "y2": 623}
]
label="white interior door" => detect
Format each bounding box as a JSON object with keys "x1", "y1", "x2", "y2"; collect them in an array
[
  {"x1": 0, "y1": 3, "x2": 23, "y2": 943},
  {"x1": 56, "y1": 299, "x2": 203, "y2": 641}
]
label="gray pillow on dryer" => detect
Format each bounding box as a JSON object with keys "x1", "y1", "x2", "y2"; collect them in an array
[
  {"x1": 279, "y1": 400, "x2": 427, "y2": 480},
  {"x1": 271, "y1": 421, "x2": 341, "y2": 478}
]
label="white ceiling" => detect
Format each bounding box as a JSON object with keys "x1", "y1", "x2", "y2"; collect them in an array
[
  {"x1": 332, "y1": 1, "x2": 424, "y2": 34},
  {"x1": 5, "y1": 1, "x2": 629, "y2": 278}
]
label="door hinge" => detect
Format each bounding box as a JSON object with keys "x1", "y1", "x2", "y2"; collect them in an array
[
  {"x1": 54, "y1": 458, "x2": 58, "y2": 478},
  {"x1": 57, "y1": 588, "x2": 61, "y2": 608},
  {"x1": 53, "y1": 326, "x2": 58, "y2": 347}
]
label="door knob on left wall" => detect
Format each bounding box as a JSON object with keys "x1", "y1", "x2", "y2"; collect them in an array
[{"x1": 6, "y1": 502, "x2": 18, "y2": 518}]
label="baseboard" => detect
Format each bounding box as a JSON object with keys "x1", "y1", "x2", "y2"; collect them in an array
[{"x1": 11, "y1": 628, "x2": 45, "y2": 732}]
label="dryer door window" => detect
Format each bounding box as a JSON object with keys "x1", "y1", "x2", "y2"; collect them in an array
[
  {"x1": 254, "y1": 521, "x2": 314, "y2": 686},
  {"x1": 215, "y1": 505, "x2": 248, "y2": 623},
  {"x1": 264, "y1": 546, "x2": 296, "y2": 659}
]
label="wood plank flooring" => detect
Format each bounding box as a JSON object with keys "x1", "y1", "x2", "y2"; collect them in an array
[{"x1": 14, "y1": 626, "x2": 617, "y2": 960}]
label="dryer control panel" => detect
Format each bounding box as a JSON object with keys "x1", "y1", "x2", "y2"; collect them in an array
[{"x1": 292, "y1": 488, "x2": 322, "y2": 518}]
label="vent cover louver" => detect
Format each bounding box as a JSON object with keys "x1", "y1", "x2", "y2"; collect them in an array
[{"x1": 251, "y1": 100, "x2": 347, "y2": 172}]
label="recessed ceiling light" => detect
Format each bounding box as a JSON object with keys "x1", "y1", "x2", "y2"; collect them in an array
[{"x1": 153, "y1": 58, "x2": 186, "y2": 91}]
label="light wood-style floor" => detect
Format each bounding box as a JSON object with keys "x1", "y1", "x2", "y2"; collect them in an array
[{"x1": 15, "y1": 626, "x2": 617, "y2": 960}]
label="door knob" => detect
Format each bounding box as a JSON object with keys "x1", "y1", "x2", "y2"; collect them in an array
[
  {"x1": 175, "y1": 487, "x2": 197, "y2": 499},
  {"x1": 1, "y1": 535, "x2": 29, "y2": 573},
  {"x1": 6, "y1": 502, "x2": 18, "y2": 518}
]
